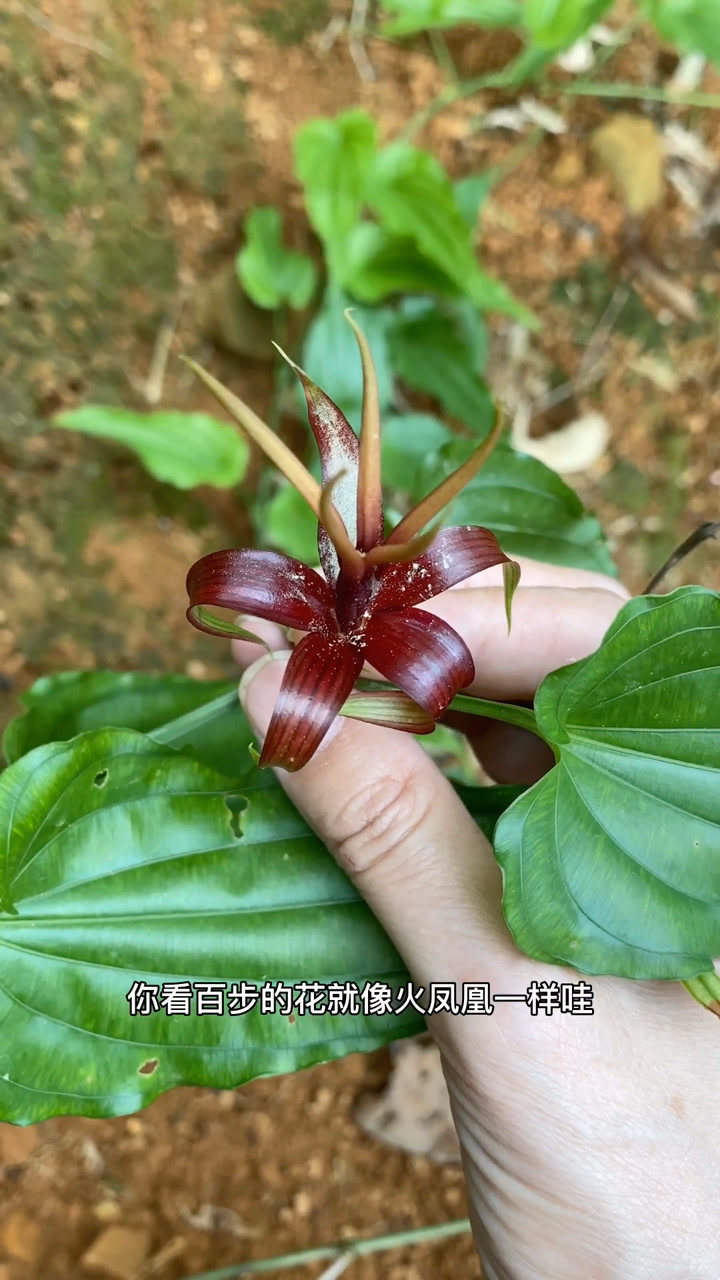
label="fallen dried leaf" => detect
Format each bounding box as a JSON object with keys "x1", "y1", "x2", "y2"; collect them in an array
[
  {"x1": 354, "y1": 1040, "x2": 460, "y2": 1164},
  {"x1": 591, "y1": 114, "x2": 664, "y2": 215},
  {"x1": 513, "y1": 410, "x2": 611, "y2": 474},
  {"x1": 1, "y1": 1212, "x2": 43, "y2": 1262},
  {"x1": 81, "y1": 1226, "x2": 151, "y2": 1280}
]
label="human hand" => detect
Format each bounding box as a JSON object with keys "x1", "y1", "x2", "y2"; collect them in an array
[{"x1": 234, "y1": 561, "x2": 720, "y2": 1280}]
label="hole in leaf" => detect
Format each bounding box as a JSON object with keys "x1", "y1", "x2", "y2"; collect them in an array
[
  {"x1": 226, "y1": 795, "x2": 248, "y2": 840},
  {"x1": 93, "y1": 769, "x2": 109, "y2": 788},
  {"x1": 138, "y1": 1059, "x2": 158, "y2": 1076}
]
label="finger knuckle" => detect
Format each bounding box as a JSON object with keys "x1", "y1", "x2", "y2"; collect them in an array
[{"x1": 331, "y1": 766, "x2": 433, "y2": 879}]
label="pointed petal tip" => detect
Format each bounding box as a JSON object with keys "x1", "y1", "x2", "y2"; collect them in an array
[{"x1": 503, "y1": 559, "x2": 521, "y2": 634}]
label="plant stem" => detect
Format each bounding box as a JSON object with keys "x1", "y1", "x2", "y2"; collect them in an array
[
  {"x1": 401, "y1": 48, "x2": 720, "y2": 144},
  {"x1": 401, "y1": 45, "x2": 553, "y2": 140},
  {"x1": 548, "y1": 80, "x2": 720, "y2": 108},
  {"x1": 352, "y1": 679, "x2": 543, "y2": 739},
  {"x1": 683, "y1": 971, "x2": 720, "y2": 1018},
  {"x1": 644, "y1": 522, "x2": 720, "y2": 594},
  {"x1": 151, "y1": 689, "x2": 239, "y2": 746},
  {"x1": 178, "y1": 1218, "x2": 471, "y2": 1279},
  {"x1": 449, "y1": 693, "x2": 540, "y2": 736}
]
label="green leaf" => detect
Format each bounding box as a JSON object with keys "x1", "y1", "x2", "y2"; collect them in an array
[
  {"x1": 263, "y1": 482, "x2": 320, "y2": 565},
  {"x1": 494, "y1": 588, "x2": 720, "y2": 979},
  {"x1": 638, "y1": 0, "x2": 720, "y2": 65},
  {"x1": 0, "y1": 729, "x2": 422, "y2": 1121},
  {"x1": 381, "y1": 0, "x2": 523, "y2": 37},
  {"x1": 420, "y1": 439, "x2": 616, "y2": 575},
  {"x1": 523, "y1": 0, "x2": 614, "y2": 49},
  {"x1": 343, "y1": 223, "x2": 461, "y2": 303},
  {"x1": 453, "y1": 174, "x2": 495, "y2": 229},
  {"x1": 369, "y1": 142, "x2": 535, "y2": 325},
  {"x1": 388, "y1": 304, "x2": 495, "y2": 432},
  {"x1": 382, "y1": 413, "x2": 454, "y2": 493},
  {"x1": 301, "y1": 288, "x2": 394, "y2": 421},
  {"x1": 293, "y1": 109, "x2": 377, "y2": 279},
  {"x1": 2, "y1": 671, "x2": 255, "y2": 779},
  {"x1": 236, "y1": 206, "x2": 317, "y2": 311},
  {"x1": 454, "y1": 782, "x2": 526, "y2": 838},
  {"x1": 53, "y1": 408, "x2": 249, "y2": 490}
]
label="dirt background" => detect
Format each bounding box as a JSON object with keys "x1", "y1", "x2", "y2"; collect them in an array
[{"x1": 0, "y1": 1, "x2": 719, "y2": 1277}]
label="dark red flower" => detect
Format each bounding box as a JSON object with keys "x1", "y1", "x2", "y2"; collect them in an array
[{"x1": 186, "y1": 315, "x2": 519, "y2": 770}]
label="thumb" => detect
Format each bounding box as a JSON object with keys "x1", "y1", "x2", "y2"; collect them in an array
[{"x1": 239, "y1": 653, "x2": 517, "y2": 985}]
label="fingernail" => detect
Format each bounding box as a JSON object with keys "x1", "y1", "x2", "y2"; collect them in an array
[
  {"x1": 235, "y1": 615, "x2": 286, "y2": 653},
  {"x1": 238, "y1": 650, "x2": 292, "y2": 734}
]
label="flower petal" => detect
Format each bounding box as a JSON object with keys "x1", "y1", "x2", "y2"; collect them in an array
[
  {"x1": 183, "y1": 359, "x2": 322, "y2": 518},
  {"x1": 364, "y1": 608, "x2": 474, "y2": 719},
  {"x1": 260, "y1": 632, "x2": 364, "y2": 770},
  {"x1": 372, "y1": 525, "x2": 517, "y2": 612},
  {"x1": 187, "y1": 549, "x2": 336, "y2": 636},
  {"x1": 274, "y1": 343, "x2": 360, "y2": 584},
  {"x1": 345, "y1": 312, "x2": 384, "y2": 553},
  {"x1": 340, "y1": 688, "x2": 435, "y2": 734}
]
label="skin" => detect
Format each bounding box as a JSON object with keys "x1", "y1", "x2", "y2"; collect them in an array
[{"x1": 233, "y1": 561, "x2": 720, "y2": 1280}]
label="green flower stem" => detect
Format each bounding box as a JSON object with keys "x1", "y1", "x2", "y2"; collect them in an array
[
  {"x1": 151, "y1": 689, "x2": 239, "y2": 746},
  {"x1": 550, "y1": 80, "x2": 720, "y2": 108},
  {"x1": 683, "y1": 972, "x2": 720, "y2": 1017},
  {"x1": 449, "y1": 693, "x2": 540, "y2": 737},
  {"x1": 351, "y1": 679, "x2": 542, "y2": 738},
  {"x1": 179, "y1": 1218, "x2": 471, "y2": 1279},
  {"x1": 401, "y1": 46, "x2": 553, "y2": 139},
  {"x1": 401, "y1": 52, "x2": 720, "y2": 145}
]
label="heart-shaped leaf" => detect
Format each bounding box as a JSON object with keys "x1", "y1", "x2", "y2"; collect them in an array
[
  {"x1": 369, "y1": 143, "x2": 536, "y2": 326},
  {"x1": 342, "y1": 223, "x2": 460, "y2": 304},
  {"x1": 494, "y1": 587, "x2": 720, "y2": 979},
  {"x1": 0, "y1": 729, "x2": 423, "y2": 1122},
  {"x1": 53, "y1": 408, "x2": 249, "y2": 490},
  {"x1": 293, "y1": 110, "x2": 378, "y2": 281},
  {"x1": 236, "y1": 206, "x2": 317, "y2": 311}
]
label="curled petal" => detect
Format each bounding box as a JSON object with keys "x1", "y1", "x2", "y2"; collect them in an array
[
  {"x1": 372, "y1": 525, "x2": 517, "y2": 613},
  {"x1": 340, "y1": 688, "x2": 435, "y2": 734},
  {"x1": 364, "y1": 608, "x2": 474, "y2": 719},
  {"x1": 260, "y1": 632, "x2": 364, "y2": 771},
  {"x1": 187, "y1": 549, "x2": 336, "y2": 636}
]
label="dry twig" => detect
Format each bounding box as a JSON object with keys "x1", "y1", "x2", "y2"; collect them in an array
[{"x1": 18, "y1": 1, "x2": 114, "y2": 59}]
